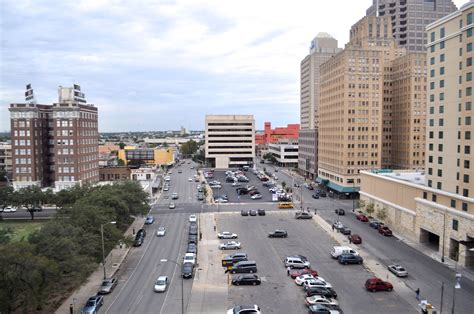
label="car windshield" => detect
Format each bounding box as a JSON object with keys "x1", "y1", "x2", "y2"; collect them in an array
[
  {"x1": 102, "y1": 281, "x2": 111, "y2": 286},
  {"x1": 158, "y1": 227, "x2": 165, "y2": 231},
  {"x1": 398, "y1": 267, "x2": 406, "y2": 271},
  {"x1": 86, "y1": 301, "x2": 95, "y2": 306},
  {"x1": 156, "y1": 280, "x2": 166, "y2": 285},
  {"x1": 185, "y1": 256, "x2": 193, "y2": 260}
]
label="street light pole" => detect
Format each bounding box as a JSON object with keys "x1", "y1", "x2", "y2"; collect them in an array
[
  {"x1": 101, "y1": 221, "x2": 116, "y2": 279},
  {"x1": 441, "y1": 210, "x2": 446, "y2": 263},
  {"x1": 160, "y1": 259, "x2": 184, "y2": 314}
]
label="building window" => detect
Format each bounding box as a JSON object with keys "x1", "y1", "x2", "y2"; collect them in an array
[
  {"x1": 464, "y1": 174, "x2": 470, "y2": 183},
  {"x1": 429, "y1": 143, "x2": 433, "y2": 151},
  {"x1": 438, "y1": 169, "x2": 442, "y2": 177},
  {"x1": 465, "y1": 160, "x2": 470, "y2": 169},
  {"x1": 440, "y1": 41, "x2": 445, "y2": 49},
  {"x1": 450, "y1": 199, "x2": 456, "y2": 208},
  {"x1": 440, "y1": 80, "x2": 444, "y2": 88},
  {"x1": 452, "y1": 219, "x2": 458, "y2": 231},
  {"x1": 467, "y1": 72, "x2": 472, "y2": 81},
  {"x1": 430, "y1": 95, "x2": 435, "y2": 102},
  {"x1": 468, "y1": 12, "x2": 473, "y2": 25},
  {"x1": 428, "y1": 156, "x2": 433, "y2": 163},
  {"x1": 430, "y1": 69, "x2": 435, "y2": 77},
  {"x1": 439, "y1": 93, "x2": 444, "y2": 101},
  {"x1": 428, "y1": 168, "x2": 433, "y2": 175},
  {"x1": 432, "y1": 194, "x2": 437, "y2": 202},
  {"x1": 430, "y1": 82, "x2": 435, "y2": 90},
  {"x1": 439, "y1": 144, "x2": 443, "y2": 151},
  {"x1": 429, "y1": 119, "x2": 434, "y2": 126},
  {"x1": 438, "y1": 156, "x2": 443, "y2": 164},
  {"x1": 430, "y1": 57, "x2": 435, "y2": 65},
  {"x1": 431, "y1": 45, "x2": 435, "y2": 53},
  {"x1": 439, "y1": 131, "x2": 443, "y2": 139},
  {"x1": 439, "y1": 119, "x2": 444, "y2": 126},
  {"x1": 463, "y1": 189, "x2": 469, "y2": 197},
  {"x1": 468, "y1": 57, "x2": 472, "y2": 67},
  {"x1": 423, "y1": 192, "x2": 428, "y2": 199},
  {"x1": 462, "y1": 203, "x2": 468, "y2": 212},
  {"x1": 440, "y1": 67, "x2": 445, "y2": 75},
  {"x1": 437, "y1": 182, "x2": 442, "y2": 189},
  {"x1": 466, "y1": 116, "x2": 471, "y2": 125},
  {"x1": 465, "y1": 146, "x2": 471, "y2": 154},
  {"x1": 467, "y1": 28, "x2": 472, "y2": 38},
  {"x1": 467, "y1": 87, "x2": 472, "y2": 96},
  {"x1": 467, "y1": 102, "x2": 472, "y2": 110},
  {"x1": 440, "y1": 54, "x2": 445, "y2": 62},
  {"x1": 439, "y1": 105, "x2": 444, "y2": 113},
  {"x1": 466, "y1": 131, "x2": 471, "y2": 140},
  {"x1": 468, "y1": 43, "x2": 473, "y2": 52},
  {"x1": 440, "y1": 27, "x2": 445, "y2": 38},
  {"x1": 430, "y1": 31, "x2": 435, "y2": 42}
]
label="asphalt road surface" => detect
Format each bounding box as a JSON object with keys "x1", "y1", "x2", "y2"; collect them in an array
[
  {"x1": 217, "y1": 211, "x2": 414, "y2": 314},
  {"x1": 0, "y1": 206, "x2": 57, "y2": 220},
  {"x1": 267, "y1": 165, "x2": 474, "y2": 314}
]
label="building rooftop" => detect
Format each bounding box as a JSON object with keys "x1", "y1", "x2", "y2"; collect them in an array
[{"x1": 380, "y1": 171, "x2": 425, "y2": 185}]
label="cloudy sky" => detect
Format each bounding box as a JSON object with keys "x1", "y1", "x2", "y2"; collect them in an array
[{"x1": 0, "y1": 0, "x2": 465, "y2": 132}]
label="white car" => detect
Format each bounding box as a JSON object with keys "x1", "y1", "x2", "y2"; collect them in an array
[
  {"x1": 227, "y1": 305, "x2": 261, "y2": 314},
  {"x1": 218, "y1": 231, "x2": 238, "y2": 239},
  {"x1": 305, "y1": 295, "x2": 338, "y2": 306},
  {"x1": 188, "y1": 177, "x2": 193, "y2": 182},
  {"x1": 210, "y1": 184, "x2": 222, "y2": 189},
  {"x1": 251, "y1": 194, "x2": 262, "y2": 200},
  {"x1": 156, "y1": 227, "x2": 166, "y2": 237},
  {"x1": 183, "y1": 253, "x2": 196, "y2": 265},
  {"x1": 169, "y1": 202, "x2": 176, "y2": 209},
  {"x1": 2, "y1": 206, "x2": 17, "y2": 213},
  {"x1": 272, "y1": 174, "x2": 278, "y2": 180},
  {"x1": 219, "y1": 241, "x2": 241, "y2": 250},
  {"x1": 388, "y1": 264, "x2": 408, "y2": 277},
  {"x1": 154, "y1": 276, "x2": 168, "y2": 292},
  {"x1": 171, "y1": 193, "x2": 179, "y2": 199},
  {"x1": 231, "y1": 182, "x2": 241, "y2": 187},
  {"x1": 304, "y1": 277, "x2": 332, "y2": 289},
  {"x1": 295, "y1": 274, "x2": 315, "y2": 286},
  {"x1": 189, "y1": 215, "x2": 197, "y2": 223}
]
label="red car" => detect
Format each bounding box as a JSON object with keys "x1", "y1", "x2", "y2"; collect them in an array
[
  {"x1": 349, "y1": 234, "x2": 362, "y2": 244},
  {"x1": 290, "y1": 268, "x2": 318, "y2": 279},
  {"x1": 365, "y1": 278, "x2": 393, "y2": 292},
  {"x1": 378, "y1": 225, "x2": 392, "y2": 236},
  {"x1": 356, "y1": 214, "x2": 368, "y2": 222}
]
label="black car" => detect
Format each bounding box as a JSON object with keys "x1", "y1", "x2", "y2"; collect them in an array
[
  {"x1": 340, "y1": 227, "x2": 351, "y2": 235},
  {"x1": 187, "y1": 243, "x2": 197, "y2": 254},
  {"x1": 257, "y1": 209, "x2": 266, "y2": 216},
  {"x1": 136, "y1": 229, "x2": 146, "y2": 239},
  {"x1": 188, "y1": 235, "x2": 197, "y2": 244},
  {"x1": 189, "y1": 226, "x2": 198, "y2": 235},
  {"x1": 338, "y1": 253, "x2": 363, "y2": 265},
  {"x1": 305, "y1": 286, "x2": 338, "y2": 299},
  {"x1": 249, "y1": 210, "x2": 257, "y2": 216},
  {"x1": 268, "y1": 230, "x2": 288, "y2": 238},
  {"x1": 335, "y1": 208, "x2": 345, "y2": 215},
  {"x1": 236, "y1": 187, "x2": 249, "y2": 195},
  {"x1": 222, "y1": 253, "x2": 248, "y2": 267},
  {"x1": 182, "y1": 263, "x2": 194, "y2": 279},
  {"x1": 312, "y1": 193, "x2": 320, "y2": 199},
  {"x1": 241, "y1": 210, "x2": 249, "y2": 216},
  {"x1": 231, "y1": 274, "x2": 261, "y2": 286},
  {"x1": 369, "y1": 220, "x2": 382, "y2": 229}
]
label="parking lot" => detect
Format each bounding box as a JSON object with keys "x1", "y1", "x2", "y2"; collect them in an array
[
  {"x1": 216, "y1": 211, "x2": 414, "y2": 314},
  {"x1": 210, "y1": 170, "x2": 275, "y2": 203}
]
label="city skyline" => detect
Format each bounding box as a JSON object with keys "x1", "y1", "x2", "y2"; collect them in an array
[{"x1": 1, "y1": 0, "x2": 465, "y2": 132}]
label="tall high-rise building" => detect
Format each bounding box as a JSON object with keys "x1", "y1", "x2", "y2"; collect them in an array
[
  {"x1": 9, "y1": 84, "x2": 99, "y2": 191},
  {"x1": 318, "y1": 16, "x2": 405, "y2": 193},
  {"x1": 425, "y1": 1, "x2": 473, "y2": 197},
  {"x1": 298, "y1": 33, "x2": 342, "y2": 179},
  {"x1": 205, "y1": 115, "x2": 255, "y2": 169},
  {"x1": 366, "y1": 0, "x2": 457, "y2": 51}
]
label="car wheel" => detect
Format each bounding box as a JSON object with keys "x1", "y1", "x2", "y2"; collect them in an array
[
  {"x1": 387, "y1": 288, "x2": 392, "y2": 291},
  {"x1": 249, "y1": 270, "x2": 254, "y2": 273},
  {"x1": 253, "y1": 282, "x2": 256, "y2": 286},
  {"x1": 344, "y1": 262, "x2": 348, "y2": 265},
  {"x1": 232, "y1": 270, "x2": 236, "y2": 274},
  {"x1": 372, "y1": 288, "x2": 376, "y2": 292},
  {"x1": 359, "y1": 261, "x2": 362, "y2": 264},
  {"x1": 236, "y1": 282, "x2": 239, "y2": 286}
]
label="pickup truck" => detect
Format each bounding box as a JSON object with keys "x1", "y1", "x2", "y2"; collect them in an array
[{"x1": 222, "y1": 252, "x2": 248, "y2": 267}]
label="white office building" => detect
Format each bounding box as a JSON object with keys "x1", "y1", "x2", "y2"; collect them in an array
[{"x1": 268, "y1": 140, "x2": 299, "y2": 168}]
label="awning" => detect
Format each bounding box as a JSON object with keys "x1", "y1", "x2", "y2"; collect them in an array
[
  {"x1": 315, "y1": 177, "x2": 329, "y2": 185},
  {"x1": 327, "y1": 181, "x2": 358, "y2": 193}
]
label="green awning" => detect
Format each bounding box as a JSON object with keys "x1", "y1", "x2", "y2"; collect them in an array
[{"x1": 327, "y1": 181, "x2": 359, "y2": 193}]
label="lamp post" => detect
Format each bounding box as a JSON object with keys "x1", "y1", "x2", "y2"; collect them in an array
[
  {"x1": 160, "y1": 259, "x2": 184, "y2": 314},
  {"x1": 101, "y1": 221, "x2": 117, "y2": 279},
  {"x1": 450, "y1": 245, "x2": 474, "y2": 314}
]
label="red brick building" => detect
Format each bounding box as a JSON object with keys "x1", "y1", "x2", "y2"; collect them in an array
[{"x1": 255, "y1": 122, "x2": 299, "y2": 145}]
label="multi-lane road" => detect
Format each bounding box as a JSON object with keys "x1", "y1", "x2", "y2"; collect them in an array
[{"x1": 98, "y1": 161, "x2": 473, "y2": 313}]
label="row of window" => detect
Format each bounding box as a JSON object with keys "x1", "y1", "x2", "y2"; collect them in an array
[
  {"x1": 15, "y1": 158, "x2": 31, "y2": 164},
  {"x1": 422, "y1": 191, "x2": 469, "y2": 213}
]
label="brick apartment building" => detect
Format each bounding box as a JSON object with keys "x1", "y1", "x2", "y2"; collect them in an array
[
  {"x1": 9, "y1": 84, "x2": 99, "y2": 191},
  {"x1": 255, "y1": 122, "x2": 299, "y2": 145}
]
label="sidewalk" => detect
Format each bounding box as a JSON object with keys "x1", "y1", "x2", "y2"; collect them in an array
[
  {"x1": 187, "y1": 213, "x2": 228, "y2": 314},
  {"x1": 312, "y1": 214, "x2": 419, "y2": 313},
  {"x1": 55, "y1": 216, "x2": 145, "y2": 314}
]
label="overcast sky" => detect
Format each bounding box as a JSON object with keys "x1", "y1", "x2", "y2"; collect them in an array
[{"x1": 0, "y1": 0, "x2": 465, "y2": 132}]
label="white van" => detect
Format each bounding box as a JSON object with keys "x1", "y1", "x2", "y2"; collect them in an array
[
  {"x1": 330, "y1": 246, "x2": 359, "y2": 259},
  {"x1": 164, "y1": 176, "x2": 171, "y2": 182}
]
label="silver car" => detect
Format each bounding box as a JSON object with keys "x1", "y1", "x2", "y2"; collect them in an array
[
  {"x1": 219, "y1": 241, "x2": 241, "y2": 250},
  {"x1": 388, "y1": 264, "x2": 408, "y2": 277},
  {"x1": 98, "y1": 278, "x2": 117, "y2": 294},
  {"x1": 156, "y1": 227, "x2": 166, "y2": 237},
  {"x1": 154, "y1": 276, "x2": 169, "y2": 292}
]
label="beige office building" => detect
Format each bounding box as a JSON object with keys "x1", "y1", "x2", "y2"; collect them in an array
[
  {"x1": 359, "y1": 2, "x2": 474, "y2": 268},
  {"x1": 298, "y1": 33, "x2": 341, "y2": 179},
  {"x1": 205, "y1": 115, "x2": 255, "y2": 169},
  {"x1": 318, "y1": 16, "x2": 405, "y2": 193}
]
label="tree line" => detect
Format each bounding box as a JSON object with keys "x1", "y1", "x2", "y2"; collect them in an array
[{"x1": 0, "y1": 181, "x2": 149, "y2": 313}]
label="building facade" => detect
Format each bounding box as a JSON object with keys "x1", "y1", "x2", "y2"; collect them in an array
[
  {"x1": 205, "y1": 115, "x2": 255, "y2": 169},
  {"x1": 366, "y1": 0, "x2": 457, "y2": 51},
  {"x1": 255, "y1": 122, "x2": 299, "y2": 145},
  {"x1": 99, "y1": 166, "x2": 131, "y2": 181},
  {"x1": 9, "y1": 85, "x2": 99, "y2": 191},
  {"x1": 318, "y1": 16, "x2": 405, "y2": 194},
  {"x1": 0, "y1": 144, "x2": 12, "y2": 185},
  {"x1": 117, "y1": 146, "x2": 175, "y2": 166},
  {"x1": 298, "y1": 33, "x2": 342, "y2": 179},
  {"x1": 268, "y1": 140, "x2": 299, "y2": 168}
]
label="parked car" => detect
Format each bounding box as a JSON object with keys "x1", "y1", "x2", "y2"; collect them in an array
[
  {"x1": 330, "y1": 246, "x2": 358, "y2": 259},
  {"x1": 182, "y1": 263, "x2": 194, "y2": 279},
  {"x1": 226, "y1": 305, "x2": 261, "y2": 314},
  {"x1": 312, "y1": 193, "x2": 320, "y2": 199},
  {"x1": 154, "y1": 276, "x2": 169, "y2": 292},
  {"x1": 172, "y1": 193, "x2": 179, "y2": 199},
  {"x1": 82, "y1": 295, "x2": 104, "y2": 314},
  {"x1": 278, "y1": 202, "x2": 293, "y2": 209},
  {"x1": 305, "y1": 295, "x2": 338, "y2": 307},
  {"x1": 222, "y1": 253, "x2": 248, "y2": 267},
  {"x1": 285, "y1": 256, "x2": 310, "y2": 269},
  {"x1": 189, "y1": 215, "x2": 197, "y2": 223},
  {"x1": 145, "y1": 215, "x2": 155, "y2": 224},
  {"x1": 229, "y1": 261, "x2": 257, "y2": 274},
  {"x1": 332, "y1": 221, "x2": 344, "y2": 230},
  {"x1": 338, "y1": 253, "x2": 363, "y2": 265},
  {"x1": 188, "y1": 235, "x2": 197, "y2": 244},
  {"x1": 307, "y1": 304, "x2": 342, "y2": 314},
  {"x1": 379, "y1": 225, "x2": 393, "y2": 236},
  {"x1": 388, "y1": 264, "x2": 408, "y2": 277},
  {"x1": 340, "y1": 227, "x2": 351, "y2": 235},
  {"x1": 231, "y1": 274, "x2": 261, "y2": 286},
  {"x1": 98, "y1": 278, "x2": 117, "y2": 294},
  {"x1": 183, "y1": 252, "x2": 196, "y2": 265},
  {"x1": 334, "y1": 208, "x2": 345, "y2": 215},
  {"x1": 1, "y1": 206, "x2": 17, "y2": 213},
  {"x1": 369, "y1": 220, "x2": 382, "y2": 229},
  {"x1": 156, "y1": 227, "x2": 166, "y2": 237},
  {"x1": 290, "y1": 268, "x2": 319, "y2": 279},
  {"x1": 295, "y1": 212, "x2": 313, "y2": 219},
  {"x1": 133, "y1": 235, "x2": 144, "y2": 247},
  {"x1": 257, "y1": 209, "x2": 266, "y2": 216},
  {"x1": 251, "y1": 194, "x2": 262, "y2": 200},
  {"x1": 187, "y1": 243, "x2": 197, "y2": 254},
  {"x1": 348, "y1": 234, "x2": 362, "y2": 244},
  {"x1": 305, "y1": 286, "x2": 338, "y2": 299},
  {"x1": 220, "y1": 241, "x2": 241, "y2": 250},
  {"x1": 268, "y1": 230, "x2": 288, "y2": 238},
  {"x1": 218, "y1": 231, "x2": 238, "y2": 239},
  {"x1": 249, "y1": 210, "x2": 257, "y2": 216},
  {"x1": 365, "y1": 277, "x2": 393, "y2": 292},
  {"x1": 295, "y1": 274, "x2": 315, "y2": 286},
  {"x1": 303, "y1": 277, "x2": 332, "y2": 289},
  {"x1": 356, "y1": 214, "x2": 369, "y2": 222},
  {"x1": 241, "y1": 210, "x2": 249, "y2": 216}
]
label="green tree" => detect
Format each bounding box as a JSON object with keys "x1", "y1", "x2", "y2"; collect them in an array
[
  {"x1": 0, "y1": 186, "x2": 14, "y2": 221},
  {"x1": 117, "y1": 158, "x2": 125, "y2": 166},
  {"x1": 376, "y1": 206, "x2": 387, "y2": 221},
  {"x1": 118, "y1": 142, "x2": 126, "y2": 149},
  {"x1": 181, "y1": 140, "x2": 199, "y2": 156},
  {"x1": 11, "y1": 186, "x2": 45, "y2": 220},
  {"x1": 366, "y1": 202, "x2": 375, "y2": 217},
  {"x1": 357, "y1": 199, "x2": 366, "y2": 211}
]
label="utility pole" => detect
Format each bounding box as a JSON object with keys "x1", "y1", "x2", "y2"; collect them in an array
[{"x1": 440, "y1": 281, "x2": 444, "y2": 314}]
